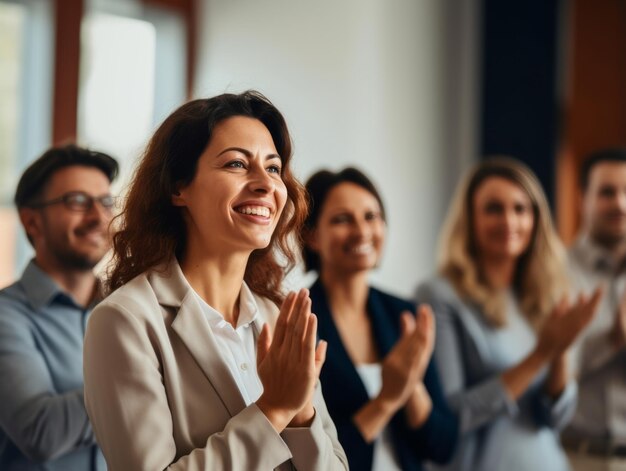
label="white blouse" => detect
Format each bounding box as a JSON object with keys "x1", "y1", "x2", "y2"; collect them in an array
[
  {"x1": 194, "y1": 282, "x2": 263, "y2": 405},
  {"x1": 355, "y1": 363, "x2": 402, "y2": 471}
]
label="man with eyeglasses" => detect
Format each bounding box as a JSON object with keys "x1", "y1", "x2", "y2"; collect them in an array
[{"x1": 0, "y1": 144, "x2": 118, "y2": 471}]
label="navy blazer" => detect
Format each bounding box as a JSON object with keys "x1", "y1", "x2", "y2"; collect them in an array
[{"x1": 310, "y1": 278, "x2": 459, "y2": 471}]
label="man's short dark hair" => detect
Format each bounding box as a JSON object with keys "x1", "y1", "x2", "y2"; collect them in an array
[
  {"x1": 580, "y1": 148, "x2": 626, "y2": 192},
  {"x1": 14, "y1": 144, "x2": 119, "y2": 208}
]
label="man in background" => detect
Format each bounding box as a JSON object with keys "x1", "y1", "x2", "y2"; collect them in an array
[
  {"x1": 565, "y1": 148, "x2": 626, "y2": 471},
  {"x1": 0, "y1": 144, "x2": 118, "y2": 470}
]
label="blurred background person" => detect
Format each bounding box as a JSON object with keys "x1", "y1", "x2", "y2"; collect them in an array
[
  {"x1": 83, "y1": 91, "x2": 348, "y2": 470},
  {"x1": 301, "y1": 167, "x2": 458, "y2": 471},
  {"x1": 564, "y1": 149, "x2": 626, "y2": 471},
  {"x1": 416, "y1": 158, "x2": 601, "y2": 471},
  {"x1": 3, "y1": 1, "x2": 624, "y2": 303},
  {"x1": 0, "y1": 144, "x2": 118, "y2": 471}
]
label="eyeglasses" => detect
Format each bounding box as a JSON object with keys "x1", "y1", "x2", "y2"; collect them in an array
[{"x1": 29, "y1": 191, "x2": 117, "y2": 212}]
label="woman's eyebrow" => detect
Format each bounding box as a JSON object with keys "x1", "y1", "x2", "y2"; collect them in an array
[
  {"x1": 216, "y1": 146, "x2": 250, "y2": 157},
  {"x1": 216, "y1": 147, "x2": 281, "y2": 161}
]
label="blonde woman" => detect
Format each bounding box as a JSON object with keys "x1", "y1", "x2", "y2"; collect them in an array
[{"x1": 416, "y1": 158, "x2": 601, "y2": 471}]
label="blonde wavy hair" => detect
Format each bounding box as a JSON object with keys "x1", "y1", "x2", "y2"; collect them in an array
[{"x1": 438, "y1": 157, "x2": 568, "y2": 328}]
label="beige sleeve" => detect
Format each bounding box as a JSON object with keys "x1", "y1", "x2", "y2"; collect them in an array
[{"x1": 281, "y1": 382, "x2": 349, "y2": 471}]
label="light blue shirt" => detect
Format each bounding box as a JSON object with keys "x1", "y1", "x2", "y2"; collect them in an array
[
  {"x1": 417, "y1": 276, "x2": 577, "y2": 471},
  {"x1": 0, "y1": 260, "x2": 105, "y2": 470}
]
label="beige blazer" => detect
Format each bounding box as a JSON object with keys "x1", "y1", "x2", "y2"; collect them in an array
[{"x1": 83, "y1": 261, "x2": 348, "y2": 471}]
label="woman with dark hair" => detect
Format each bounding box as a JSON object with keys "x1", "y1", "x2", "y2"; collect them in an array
[
  {"x1": 301, "y1": 167, "x2": 458, "y2": 471},
  {"x1": 416, "y1": 157, "x2": 601, "y2": 471},
  {"x1": 83, "y1": 91, "x2": 348, "y2": 470}
]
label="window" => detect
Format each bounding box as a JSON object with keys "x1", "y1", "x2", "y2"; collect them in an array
[
  {"x1": 78, "y1": 11, "x2": 157, "y2": 191},
  {"x1": 78, "y1": 4, "x2": 187, "y2": 191},
  {"x1": 0, "y1": 0, "x2": 53, "y2": 287},
  {"x1": 0, "y1": 0, "x2": 187, "y2": 287}
]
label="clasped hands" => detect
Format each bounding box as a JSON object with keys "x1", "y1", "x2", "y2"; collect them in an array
[
  {"x1": 378, "y1": 306, "x2": 435, "y2": 428},
  {"x1": 353, "y1": 305, "x2": 436, "y2": 442},
  {"x1": 256, "y1": 289, "x2": 327, "y2": 432}
]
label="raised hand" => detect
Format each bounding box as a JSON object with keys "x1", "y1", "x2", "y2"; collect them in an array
[
  {"x1": 401, "y1": 306, "x2": 436, "y2": 428},
  {"x1": 288, "y1": 333, "x2": 327, "y2": 428},
  {"x1": 353, "y1": 305, "x2": 435, "y2": 441},
  {"x1": 536, "y1": 288, "x2": 603, "y2": 360},
  {"x1": 256, "y1": 289, "x2": 324, "y2": 432},
  {"x1": 378, "y1": 305, "x2": 435, "y2": 411}
]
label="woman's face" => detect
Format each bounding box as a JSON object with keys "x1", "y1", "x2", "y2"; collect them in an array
[
  {"x1": 173, "y1": 116, "x2": 288, "y2": 255},
  {"x1": 309, "y1": 182, "x2": 385, "y2": 276},
  {"x1": 472, "y1": 176, "x2": 535, "y2": 262}
]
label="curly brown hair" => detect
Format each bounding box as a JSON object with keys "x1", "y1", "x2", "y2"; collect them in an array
[{"x1": 108, "y1": 91, "x2": 308, "y2": 305}]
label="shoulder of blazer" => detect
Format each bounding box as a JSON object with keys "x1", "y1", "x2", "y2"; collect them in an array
[
  {"x1": 418, "y1": 276, "x2": 493, "y2": 357},
  {"x1": 416, "y1": 276, "x2": 459, "y2": 304},
  {"x1": 417, "y1": 276, "x2": 479, "y2": 322},
  {"x1": 92, "y1": 271, "x2": 162, "y2": 324}
]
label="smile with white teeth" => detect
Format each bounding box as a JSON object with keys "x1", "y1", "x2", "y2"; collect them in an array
[
  {"x1": 349, "y1": 243, "x2": 374, "y2": 254},
  {"x1": 236, "y1": 206, "x2": 271, "y2": 218}
]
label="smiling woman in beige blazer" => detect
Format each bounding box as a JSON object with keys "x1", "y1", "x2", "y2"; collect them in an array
[{"x1": 83, "y1": 91, "x2": 348, "y2": 471}]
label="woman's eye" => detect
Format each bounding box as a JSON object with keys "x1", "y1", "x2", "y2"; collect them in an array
[
  {"x1": 484, "y1": 202, "x2": 503, "y2": 214},
  {"x1": 365, "y1": 211, "x2": 380, "y2": 221},
  {"x1": 267, "y1": 164, "x2": 282, "y2": 174},
  {"x1": 514, "y1": 203, "x2": 529, "y2": 214},
  {"x1": 226, "y1": 160, "x2": 246, "y2": 169},
  {"x1": 330, "y1": 214, "x2": 351, "y2": 224}
]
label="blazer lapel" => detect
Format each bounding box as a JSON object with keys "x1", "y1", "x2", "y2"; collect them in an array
[
  {"x1": 150, "y1": 261, "x2": 247, "y2": 417},
  {"x1": 366, "y1": 288, "x2": 398, "y2": 358},
  {"x1": 310, "y1": 279, "x2": 370, "y2": 406}
]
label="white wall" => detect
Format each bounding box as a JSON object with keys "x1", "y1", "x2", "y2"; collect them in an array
[{"x1": 194, "y1": 0, "x2": 480, "y2": 298}]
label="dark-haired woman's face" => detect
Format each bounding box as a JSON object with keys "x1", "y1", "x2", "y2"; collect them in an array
[
  {"x1": 308, "y1": 182, "x2": 385, "y2": 276},
  {"x1": 172, "y1": 116, "x2": 288, "y2": 256},
  {"x1": 472, "y1": 176, "x2": 534, "y2": 262}
]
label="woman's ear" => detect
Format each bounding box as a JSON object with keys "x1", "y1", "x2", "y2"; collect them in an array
[{"x1": 171, "y1": 185, "x2": 186, "y2": 207}]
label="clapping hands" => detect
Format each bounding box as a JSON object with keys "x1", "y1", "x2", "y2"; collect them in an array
[
  {"x1": 379, "y1": 305, "x2": 435, "y2": 412},
  {"x1": 256, "y1": 289, "x2": 327, "y2": 432},
  {"x1": 535, "y1": 287, "x2": 603, "y2": 360}
]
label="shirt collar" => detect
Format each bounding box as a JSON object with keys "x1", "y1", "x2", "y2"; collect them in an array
[
  {"x1": 19, "y1": 259, "x2": 102, "y2": 312},
  {"x1": 573, "y1": 234, "x2": 626, "y2": 274},
  {"x1": 194, "y1": 281, "x2": 259, "y2": 330},
  {"x1": 19, "y1": 260, "x2": 64, "y2": 311}
]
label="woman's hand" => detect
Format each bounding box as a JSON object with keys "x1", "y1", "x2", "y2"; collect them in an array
[
  {"x1": 503, "y1": 290, "x2": 601, "y2": 400},
  {"x1": 378, "y1": 305, "x2": 435, "y2": 413},
  {"x1": 353, "y1": 305, "x2": 435, "y2": 442},
  {"x1": 286, "y1": 339, "x2": 327, "y2": 428},
  {"x1": 404, "y1": 382, "x2": 433, "y2": 428},
  {"x1": 256, "y1": 289, "x2": 321, "y2": 432},
  {"x1": 535, "y1": 288, "x2": 602, "y2": 361}
]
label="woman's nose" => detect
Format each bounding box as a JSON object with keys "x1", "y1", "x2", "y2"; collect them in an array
[
  {"x1": 248, "y1": 167, "x2": 274, "y2": 194},
  {"x1": 352, "y1": 218, "x2": 371, "y2": 237}
]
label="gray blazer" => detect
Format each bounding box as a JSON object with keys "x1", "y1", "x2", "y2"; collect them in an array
[
  {"x1": 83, "y1": 260, "x2": 348, "y2": 471},
  {"x1": 417, "y1": 276, "x2": 576, "y2": 471}
]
